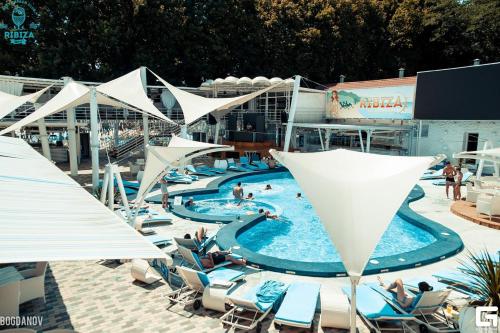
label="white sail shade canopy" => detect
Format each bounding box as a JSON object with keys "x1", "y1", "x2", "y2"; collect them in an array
[
  {"x1": 150, "y1": 69, "x2": 282, "y2": 125},
  {"x1": 270, "y1": 149, "x2": 434, "y2": 277},
  {"x1": 0, "y1": 136, "x2": 166, "y2": 263},
  {"x1": 453, "y1": 148, "x2": 500, "y2": 164},
  {"x1": 135, "y1": 135, "x2": 233, "y2": 205},
  {"x1": 96, "y1": 68, "x2": 174, "y2": 123},
  {"x1": 0, "y1": 81, "x2": 126, "y2": 135},
  {"x1": 0, "y1": 86, "x2": 51, "y2": 120}
]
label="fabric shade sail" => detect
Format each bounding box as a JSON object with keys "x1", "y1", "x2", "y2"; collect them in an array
[
  {"x1": 135, "y1": 135, "x2": 233, "y2": 204},
  {"x1": 0, "y1": 86, "x2": 51, "y2": 120},
  {"x1": 0, "y1": 81, "x2": 126, "y2": 135},
  {"x1": 97, "y1": 68, "x2": 174, "y2": 124},
  {"x1": 453, "y1": 148, "x2": 500, "y2": 164},
  {"x1": 270, "y1": 149, "x2": 434, "y2": 277},
  {"x1": 150, "y1": 69, "x2": 282, "y2": 125},
  {"x1": 0, "y1": 136, "x2": 166, "y2": 263}
]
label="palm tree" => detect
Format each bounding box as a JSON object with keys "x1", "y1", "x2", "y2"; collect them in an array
[{"x1": 459, "y1": 249, "x2": 499, "y2": 307}]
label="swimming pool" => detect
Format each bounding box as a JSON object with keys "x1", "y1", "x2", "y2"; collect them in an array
[{"x1": 186, "y1": 172, "x2": 437, "y2": 263}]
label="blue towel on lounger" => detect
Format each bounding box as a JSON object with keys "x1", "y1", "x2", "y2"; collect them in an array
[{"x1": 256, "y1": 280, "x2": 288, "y2": 304}]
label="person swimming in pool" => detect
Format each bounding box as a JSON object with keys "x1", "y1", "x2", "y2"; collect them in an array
[
  {"x1": 265, "y1": 184, "x2": 272, "y2": 190},
  {"x1": 377, "y1": 276, "x2": 432, "y2": 309},
  {"x1": 259, "y1": 208, "x2": 278, "y2": 220},
  {"x1": 245, "y1": 192, "x2": 254, "y2": 200},
  {"x1": 233, "y1": 182, "x2": 244, "y2": 200},
  {"x1": 186, "y1": 197, "x2": 195, "y2": 207},
  {"x1": 200, "y1": 250, "x2": 246, "y2": 268},
  {"x1": 296, "y1": 192, "x2": 302, "y2": 199}
]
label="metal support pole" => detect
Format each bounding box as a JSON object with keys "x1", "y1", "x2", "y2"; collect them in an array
[
  {"x1": 107, "y1": 164, "x2": 114, "y2": 210},
  {"x1": 214, "y1": 118, "x2": 221, "y2": 144},
  {"x1": 36, "y1": 103, "x2": 51, "y2": 160},
  {"x1": 318, "y1": 128, "x2": 324, "y2": 151},
  {"x1": 358, "y1": 130, "x2": 365, "y2": 152},
  {"x1": 114, "y1": 166, "x2": 131, "y2": 219},
  {"x1": 476, "y1": 141, "x2": 490, "y2": 180},
  {"x1": 114, "y1": 121, "x2": 119, "y2": 147},
  {"x1": 325, "y1": 129, "x2": 331, "y2": 150},
  {"x1": 90, "y1": 87, "x2": 100, "y2": 193},
  {"x1": 366, "y1": 129, "x2": 372, "y2": 153},
  {"x1": 350, "y1": 276, "x2": 360, "y2": 333},
  {"x1": 100, "y1": 170, "x2": 109, "y2": 204},
  {"x1": 140, "y1": 67, "x2": 149, "y2": 157},
  {"x1": 63, "y1": 76, "x2": 78, "y2": 176},
  {"x1": 284, "y1": 75, "x2": 301, "y2": 152}
]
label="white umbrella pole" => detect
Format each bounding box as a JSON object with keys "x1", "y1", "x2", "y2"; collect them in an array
[{"x1": 350, "y1": 276, "x2": 360, "y2": 333}]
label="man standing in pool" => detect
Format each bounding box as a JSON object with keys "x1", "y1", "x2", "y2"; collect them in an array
[{"x1": 233, "y1": 182, "x2": 244, "y2": 200}]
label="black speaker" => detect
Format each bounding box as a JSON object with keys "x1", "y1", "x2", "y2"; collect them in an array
[
  {"x1": 280, "y1": 111, "x2": 288, "y2": 123},
  {"x1": 227, "y1": 114, "x2": 237, "y2": 131},
  {"x1": 208, "y1": 114, "x2": 217, "y2": 125}
]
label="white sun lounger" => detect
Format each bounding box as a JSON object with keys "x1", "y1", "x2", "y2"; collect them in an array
[
  {"x1": 221, "y1": 281, "x2": 288, "y2": 333},
  {"x1": 343, "y1": 285, "x2": 415, "y2": 333},
  {"x1": 167, "y1": 266, "x2": 244, "y2": 310},
  {"x1": 130, "y1": 259, "x2": 162, "y2": 285},
  {"x1": 274, "y1": 282, "x2": 321, "y2": 330},
  {"x1": 371, "y1": 284, "x2": 458, "y2": 332},
  {"x1": 174, "y1": 235, "x2": 215, "y2": 254}
]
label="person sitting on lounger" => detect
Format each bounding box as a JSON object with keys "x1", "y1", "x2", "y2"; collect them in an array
[
  {"x1": 195, "y1": 226, "x2": 207, "y2": 244},
  {"x1": 265, "y1": 184, "x2": 272, "y2": 190},
  {"x1": 259, "y1": 208, "x2": 278, "y2": 220},
  {"x1": 199, "y1": 250, "x2": 246, "y2": 268},
  {"x1": 246, "y1": 192, "x2": 254, "y2": 200},
  {"x1": 377, "y1": 276, "x2": 432, "y2": 309}
]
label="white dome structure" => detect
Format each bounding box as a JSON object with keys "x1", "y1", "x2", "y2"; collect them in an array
[
  {"x1": 270, "y1": 77, "x2": 284, "y2": 85},
  {"x1": 252, "y1": 76, "x2": 270, "y2": 86},
  {"x1": 213, "y1": 78, "x2": 225, "y2": 85},
  {"x1": 236, "y1": 77, "x2": 252, "y2": 86},
  {"x1": 223, "y1": 76, "x2": 238, "y2": 85}
]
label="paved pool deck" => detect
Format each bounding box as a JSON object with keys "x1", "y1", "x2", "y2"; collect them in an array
[{"x1": 7, "y1": 173, "x2": 500, "y2": 333}]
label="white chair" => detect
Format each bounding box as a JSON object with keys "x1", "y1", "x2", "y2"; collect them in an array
[
  {"x1": 19, "y1": 262, "x2": 48, "y2": 304},
  {"x1": 214, "y1": 159, "x2": 228, "y2": 170},
  {"x1": 130, "y1": 259, "x2": 161, "y2": 285},
  {"x1": 476, "y1": 194, "x2": 500, "y2": 220},
  {"x1": 465, "y1": 183, "x2": 481, "y2": 203},
  {"x1": 320, "y1": 289, "x2": 350, "y2": 329}
]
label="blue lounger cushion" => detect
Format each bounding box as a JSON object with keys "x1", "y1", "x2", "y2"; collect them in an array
[
  {"x1": 207, "y1": 267, "x2": 244, "y2": 283},
  {"x1": 145, "y1": 234, "x2": 171, "y2": 246},
  {"x1": 274, "y1": 282, "x2": 320, "y2": 326},
  {"x1": 343, "y1": 285, "x2": 414, "y2": 320}
]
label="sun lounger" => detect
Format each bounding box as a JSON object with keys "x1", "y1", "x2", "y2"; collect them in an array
[
  {"x1": 239, "y1": 156, "x2": 259, "y2": 170},
  {"x1": 274, "y1": 282, "x2": 321, "y2": 330},
  {"x1": 227, "y1": 158, "x2": 247, "y2": 172},
  {"x1": 164, "y1": 174, "x2": 192, "y2": 184},
  {"x1": 250, "y1": 156, "x2": 270, "y2": 170},
  {"x1": 431, "y1": 270, "x2": 482, "y2": 299},
  {"x1": 405, "y1": 276, "x2": 481, "y2": 304},
  {"x1": 432, "y1": 172, "x2": 473, "y2": 186},
  {"x1": 175, "y1": 245, "x2": 232, "y2": 272},
  {"x1": 222, "y1": 280, "x2": 288, "y2": 333},
  {"x1": 122, "y1": 179, "x2": 140, "y2": 190},
  {"x1": 343, "y1": 285, "x2": 415, "y2": 333},
  {"x1": 144, "y1": 234, "x2": 171, "y2": 247},
  {"x1": 167, "y1": 266, "x2": 245, "y2": 310},
  {"x1": 197, "y1": 164, "x2": 226, "y2": 174},
  {"x1": 371, "y1": 284, "x2": 458, "y2": 332},
  {"x1": 420, "y1": 168, "x2": 444, "y2": 180},
  {"x1": 186, "y1": 164, "x2": 216, "y2": 177},
  {"x1": 169, "y1": 170, "x2": 198, "y2": 181}
]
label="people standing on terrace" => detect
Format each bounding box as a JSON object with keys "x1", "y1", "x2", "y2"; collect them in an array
[
  {"x1": 454, "y1": 166, "x2": 463, "y2": 201},
  {"x1": 443, "y1": 162, "x2": 456, "y2": 199}
]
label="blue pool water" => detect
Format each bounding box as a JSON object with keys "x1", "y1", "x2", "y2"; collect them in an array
[{"x1": 187, "y1": 172, "x2": 437, "y2": 263}]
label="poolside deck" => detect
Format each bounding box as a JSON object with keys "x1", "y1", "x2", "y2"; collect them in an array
[
  {"x1": 450, "y1": 200, "x2": 500, "y2": 230},
  {"x1": 5, "y1": 167, "x2": 500, "y2": 332}
]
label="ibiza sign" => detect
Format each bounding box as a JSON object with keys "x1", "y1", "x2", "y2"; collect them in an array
[{"x1": 0, "y1": 0, "x2": 39, "y2": 45}]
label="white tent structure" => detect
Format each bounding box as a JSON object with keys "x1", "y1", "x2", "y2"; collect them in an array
[
  {"x1": 0, "y1": 136, "x2": 165, "y2": 263},
  {"x1": 150, "y1": 69, "x2": 283, "y2": 125},
  {"x1": 0, "y1": 86, "x2": 51, "y2": 120},
  {"x1": 453, "y1": 147, "x2": 500, "y2": 178},
  {"x1": 269, "y1": 148, "x2": 436, "y2": 332},
  {"x1": 133, "y1": 135, "x2": 233, "y2": 215}
]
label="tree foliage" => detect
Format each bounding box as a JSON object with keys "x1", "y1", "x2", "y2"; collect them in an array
[{"x1": 0, "y1": 0, "x2": 498, "y2": 84}]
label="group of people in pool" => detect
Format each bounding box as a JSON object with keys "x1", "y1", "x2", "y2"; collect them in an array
[
  {"x1": 232, "y1": 182, "x2": 303, "y2": 220},
  {"x1": 443, "y1": 161, "x2": 464, "y2": 200}
]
